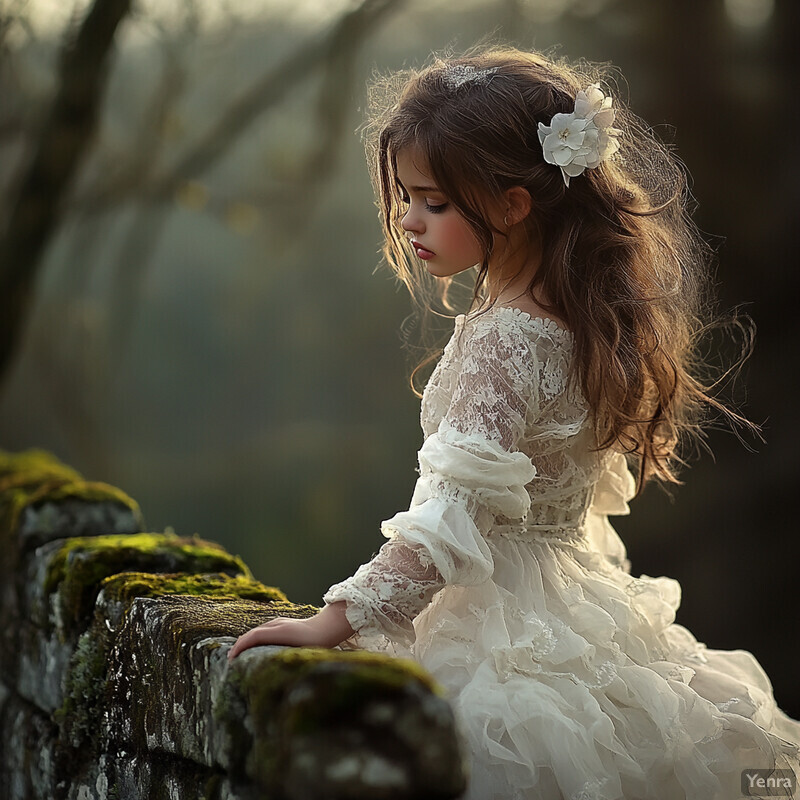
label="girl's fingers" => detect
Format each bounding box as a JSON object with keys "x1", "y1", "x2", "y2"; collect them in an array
[
  {"x1": 227, "y1": 618, "x2": 299, "y2": 659},
  {"x1": 228, "y1": 627, "x2": 263, "y2": 659}
]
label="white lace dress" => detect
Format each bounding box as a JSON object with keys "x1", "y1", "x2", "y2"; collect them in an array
[{"x1": 323, "y1": 305, "x2": 800, "y2": 800}]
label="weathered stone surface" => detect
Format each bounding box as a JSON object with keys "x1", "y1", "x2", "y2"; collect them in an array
[
  {"x1": 15, "y1": 617, "x2": 75, "y2": 716},
  {"x1": 0, "y1": 449, "x2": 468, "y2": 799},
  {"x1": 62, "y1": 755, "x2": 262, "y2": 800},
  {"x1": 0, "y1": 450, "x2": 144, "y2": 699},
  {"x1": 55, "y1": 576, "x2": 299, "y2": 744},
  {"x1": 228, "y1": 646, "x2": 468, "y2": 799},
  {"x1": 0, "y1": 679, "x2": 268, "y2": 800},
  {"x1": 98, "y1": 594, "x2": 466, "y2": 797},
  {"x1": 100, "y1": 593, "x2": 306, "y2": 766},
  {"x1": 0, "y1": 684, "x2": 59, "y2": 800},
  {"x1": 11, "y1": 533, "x2": 286, "y2": 715}
]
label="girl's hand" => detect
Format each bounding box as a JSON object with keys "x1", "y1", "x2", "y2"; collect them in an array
[{"x1": 227, "y1": 601, "x2": 354, "y2": 660}]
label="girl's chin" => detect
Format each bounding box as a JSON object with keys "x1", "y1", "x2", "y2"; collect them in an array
[{"x1": 424, "y1": 262, "x2": 475, "y2": 278}]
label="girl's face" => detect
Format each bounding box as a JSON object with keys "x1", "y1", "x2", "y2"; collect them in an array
[{"x1": 396, "y1": 148, "x2": 484, "y2": 279}]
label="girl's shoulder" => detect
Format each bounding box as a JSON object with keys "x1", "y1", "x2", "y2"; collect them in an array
[
  {"x1": 448, "y1": 304, "x2": 574, "y2": 393},
  {"x1": 459, "y1": 304, "x2": 574, "y2": 352},
  {"x1": 441, "y1": 305, "x2": 577, "y2": 409}
]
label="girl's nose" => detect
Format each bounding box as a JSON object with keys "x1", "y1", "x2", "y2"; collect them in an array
[{"x1": 401, "y1": 208, "x2": 422, "y2": 234}]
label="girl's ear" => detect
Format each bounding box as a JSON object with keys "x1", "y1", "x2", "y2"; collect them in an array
[{"x1": 504, "y1": 186, "x2": 532, "y2": 226}]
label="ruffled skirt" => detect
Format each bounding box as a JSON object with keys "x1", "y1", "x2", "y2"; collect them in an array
[{"x1": 354, "y1": 522, "x2": 800, "y2": 800}]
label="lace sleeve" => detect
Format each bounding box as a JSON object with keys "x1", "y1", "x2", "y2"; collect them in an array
[
  {"x1": 323, "y1": 318, "x2": 538, "y2": 649},
  {"x1": 323, "y1": 537, "x2": 445, "y2": 650}
]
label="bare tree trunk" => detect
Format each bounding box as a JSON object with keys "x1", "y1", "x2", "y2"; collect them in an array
[{"x1": 0, "y1": 0, "x2": 133, "y2": 389}]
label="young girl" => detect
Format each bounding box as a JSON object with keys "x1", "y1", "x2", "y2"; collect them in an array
[{"x1": 229, "y1": 48, "x2": 800, "y2": 799}]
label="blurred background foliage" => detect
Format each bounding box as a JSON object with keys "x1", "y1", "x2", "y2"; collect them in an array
[{"x1": 1, "y1": 0, "x2": 798, "y2": 716}]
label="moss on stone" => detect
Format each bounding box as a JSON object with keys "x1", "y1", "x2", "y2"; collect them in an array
[
  {"x1": 229, "y1": 645, "x2": 446, "y2": 788},
  {"x1": 0, "y1": 448, "x2": 141, "y2": 543},
  {"x1": 42, "y1": 480, "x2": 139, "y2": 512},
  {"x1": 43, "y1": 532, "x2": 262, "y2": 631},
  {"x1": 236, "y1": 647, "x2": 441, "y2": 710},
  {"x1": 55, "y1": 613, "x2": 114, "y2": 749},
  {"x1": 99, "y1": 569, "x2": 287, "y2": 606},
  {"x1": 130, "y1": 593, "x2": 318, "y2": 646},
  {"x1": 0, "y1": 449, "x2": 84, "y2": 539}
]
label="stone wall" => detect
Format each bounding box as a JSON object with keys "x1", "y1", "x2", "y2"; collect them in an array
[{"x1": 0, "y1": 450, "x2": 467, "y2": 800}]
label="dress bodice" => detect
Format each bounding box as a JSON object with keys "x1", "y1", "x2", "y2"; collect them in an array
[{"x1": 420, "y1": 305, "x2": 608, "y2": 533}]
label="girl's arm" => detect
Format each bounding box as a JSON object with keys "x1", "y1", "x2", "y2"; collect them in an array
[
  {"x1": 228, "y1": 538, "x2": 444, "y2": 658},
  {"x1": 228, "y1": 600, "x2": 354, "y2": 659}
]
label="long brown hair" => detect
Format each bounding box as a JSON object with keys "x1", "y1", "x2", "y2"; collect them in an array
[{"x1": 363, "y1": 46, "x2": 756, "y2": 495}]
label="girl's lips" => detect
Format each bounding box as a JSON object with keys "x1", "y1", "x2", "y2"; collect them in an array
[{"x1": 412, "y1": 241, "x2": 435, "y2": 260}]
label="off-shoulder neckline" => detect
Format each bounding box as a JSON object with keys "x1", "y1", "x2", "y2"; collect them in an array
[{"x1": 460, "y1": 305, "x2": 574, "y2": 341}]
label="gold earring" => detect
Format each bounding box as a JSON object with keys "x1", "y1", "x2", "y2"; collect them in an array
[{"x1": 504, "y1": 214, "x2": 511, "y2": 227}]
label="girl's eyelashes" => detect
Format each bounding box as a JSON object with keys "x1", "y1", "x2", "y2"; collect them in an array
[{"x1": 397, "y1": 189, "x2": 448, "y2": 214}]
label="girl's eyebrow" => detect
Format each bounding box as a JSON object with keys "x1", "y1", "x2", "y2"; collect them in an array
[{"x1": 396, "y1": 178, "x2": 442, "y2": 193}]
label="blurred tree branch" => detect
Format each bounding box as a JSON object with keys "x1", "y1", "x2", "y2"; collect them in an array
[
  {"x1": 76, "y1": 0, "x2": 403, "y2": 214},
  {"x1": 103, "y1": 0, "x2": 403, "y2": 355},
  {"x1": 0, "y1": 0, "x2": 133, "y2": 388}
]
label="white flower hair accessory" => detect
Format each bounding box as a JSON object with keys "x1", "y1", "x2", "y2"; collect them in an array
[
  {"x1": 537, "y1": 83, "x2": 622, "y2": 187},
  {"x1": 442, "y1": 64, "x2": 498, "y2": 90}
]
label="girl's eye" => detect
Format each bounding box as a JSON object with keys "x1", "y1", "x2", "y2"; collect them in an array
[{"x1": 397, "y1": 188, "x2": 447, "y2": 213}]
